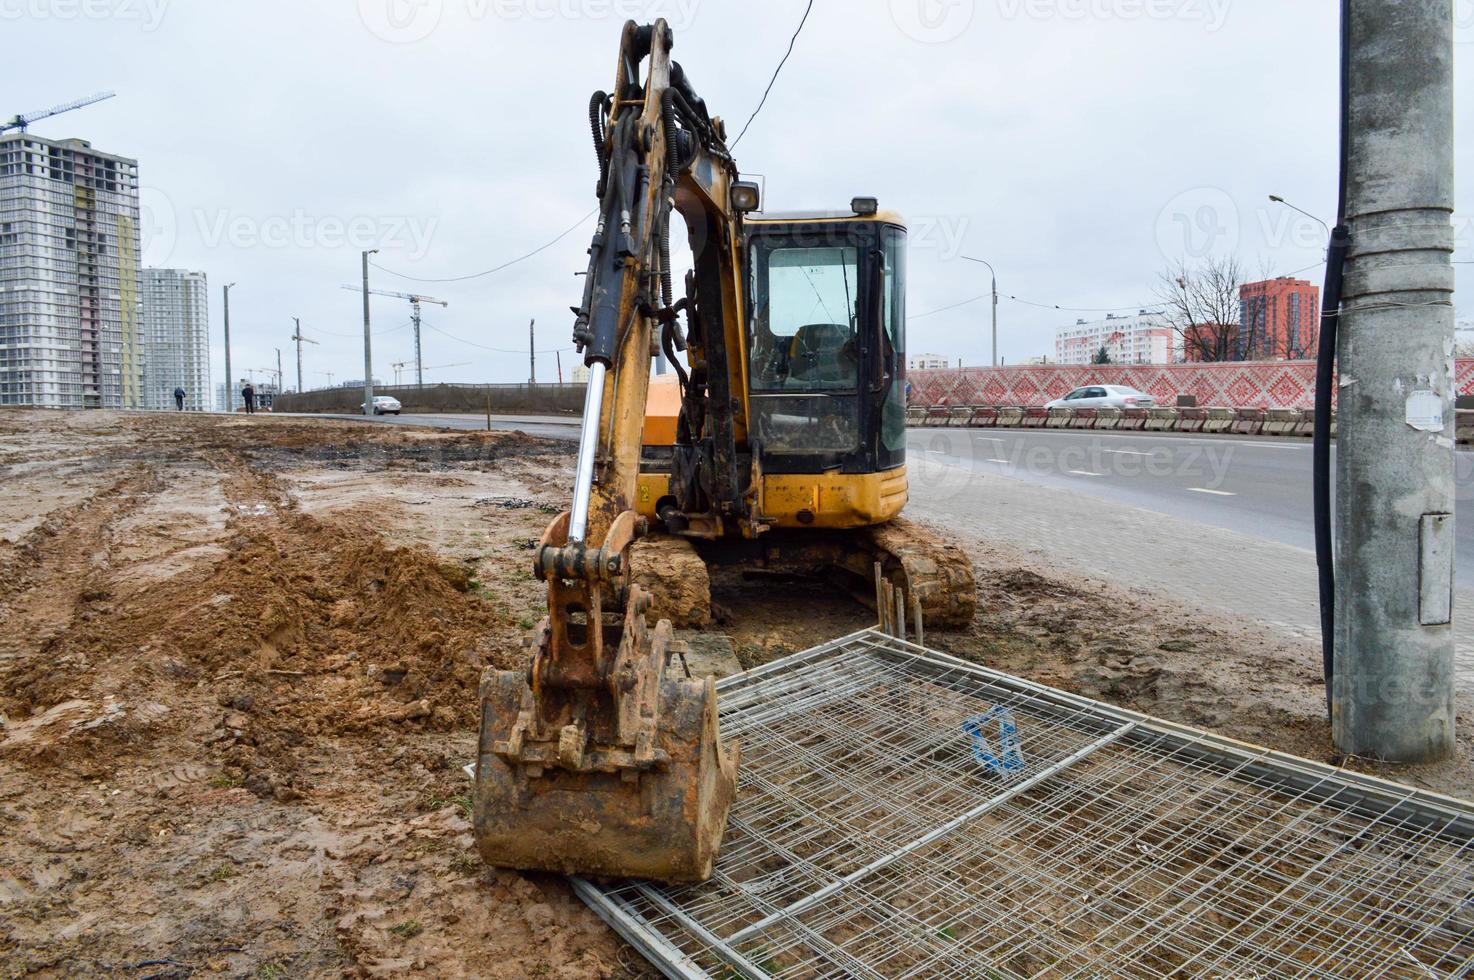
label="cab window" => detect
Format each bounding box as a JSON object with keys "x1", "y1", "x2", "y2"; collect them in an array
[{"x1": 748, "y1": 241, "x2": 859, "y2": 392}]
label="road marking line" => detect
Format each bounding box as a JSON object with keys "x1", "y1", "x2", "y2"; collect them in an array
[
  {"x1": 1101, "y1": 448, "x2": 1152, "y2": 456},
  {"x1": 1067, "y1": 469, "x2": 1105, "y2": 477},
  {"x1": 986, "y1": 458, "x2": 1010, "y2": 464},
  {"x1": 1187, "y1": 487, "x2": 1236, "y2": 496}
]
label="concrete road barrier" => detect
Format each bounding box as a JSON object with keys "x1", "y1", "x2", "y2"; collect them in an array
[
  {"x1": 1456, "y1": 409, "x2": 1474, "y2": 444},
  {"x1": 1202, "y1": 407, "x2": 1235, "y2": 433},
  {"x1": 1175, "y1": 407, "x2": 1207, "y2": 433},
  {"x1": 1232, "y1": 408, "x2": 1265, "y2": 435},
  {"x1": 907, "y1": 401, "x2": 1342, "y2": 439},
  {"x1": 1120, "y1": 409, "x2": 1155, "y2": 433},
  {"x1": 947, "y1": 406, "x2": 975, "y2": 426},
  {"x1": 1144, "y1": 407, "x2": 1179, "y2": 431},
  {"x1": 1262, "y1": 408, "x2": 1302, "y2": 436}
]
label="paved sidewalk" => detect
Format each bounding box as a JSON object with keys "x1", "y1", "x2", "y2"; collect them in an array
[{"x1": 905, "y1": 450, "x2": 1474, "y2": 691}]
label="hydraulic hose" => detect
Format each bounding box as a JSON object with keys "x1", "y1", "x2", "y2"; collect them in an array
[
  {"x1": 1315, "y1": 0, "x2": 1352, "y2": 712},
  {"x1": 589, "y1": 90, "x2": 609, "y2": 198}
]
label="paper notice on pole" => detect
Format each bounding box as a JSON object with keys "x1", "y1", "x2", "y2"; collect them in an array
[{"x1": 1404, "y1": 389, "x2": 1444, "y2": 432}]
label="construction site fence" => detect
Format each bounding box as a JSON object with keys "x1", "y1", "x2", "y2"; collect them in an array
[
  {"x1": 272, "y1": 382, "x2": 587, "y2": 416},
  {"x1": 906, "y1": 404, "x2": 1474, "y2": 443}
]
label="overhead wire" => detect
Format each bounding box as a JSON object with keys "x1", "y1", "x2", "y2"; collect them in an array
[
  {"x1": 368, "y1": 207, "x2": 598, "y2": 284},
  {"x1": 730, "y1": 0, "x2": 815, "y2": 149},
  {"x1": 422, "y1": 320, "x2": 574, "y2": 355}
]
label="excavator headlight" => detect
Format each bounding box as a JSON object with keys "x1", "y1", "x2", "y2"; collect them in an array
[
  {"x1": 730, "y1": 181, "x2": 761, "y2": 213},
  {"x1": 851, "y1": 196, "x2": 879, "y2": 216}
]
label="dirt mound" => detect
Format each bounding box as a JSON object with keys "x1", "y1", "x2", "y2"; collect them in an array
[{"x1": 0, "y1": 491, "x2": 516, "y2": 795}]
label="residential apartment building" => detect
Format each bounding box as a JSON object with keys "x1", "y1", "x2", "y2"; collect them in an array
[
  {"x1": 0, "y1": 134, "x2": 142, "y2": 408},
  {"x1": 141, "y1": 268, "x2": 209, "y2": 410},
  {"x1": 907, "y1": 353, "x2": 951, "y2": 371},
  {"x1": 1238, "y1": 277, "x2": 1320, "y2": 360},
  {"x1": 1054, "y1": 311, "x2": 1179, "y2": 366}
]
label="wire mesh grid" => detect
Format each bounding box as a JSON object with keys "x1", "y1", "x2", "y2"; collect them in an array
[{"x1": 574, "y1": 629, "x2": 1474, "y2": 979}]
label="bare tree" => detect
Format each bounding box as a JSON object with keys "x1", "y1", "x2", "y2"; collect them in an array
[{"x1": 1156, "y1": 256, "x2": 1252, "y2": 362}]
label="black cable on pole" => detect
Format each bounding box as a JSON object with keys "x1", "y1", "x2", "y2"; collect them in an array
[
  {"x1": 1314, "y1": 0, "x2": 1352, "y2": 716},
  {"x1": 730, "y1": 0, "x2": 814, "y2": 149},
  {"x1": 370, "y1": 208, "x2": 598, "y2": 284}
]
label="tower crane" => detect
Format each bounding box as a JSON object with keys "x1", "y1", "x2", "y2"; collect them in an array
[
  {"x1": 339, "y1": 284, "x2": 448, "y2": 388},
  {"x1": 393, "y1": 360, "x2": 468, "y2": 385},
  {"x1": 2, "y1": 91, "x2": 116, "y2": 135},
  {"x1": 290, "y1": 318, "x2": 318, "y2": 394}
]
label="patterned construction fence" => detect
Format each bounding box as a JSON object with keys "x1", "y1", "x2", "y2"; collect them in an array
[{"x1": 908, "y1": 359, "x2": 1474, "y2": 412}]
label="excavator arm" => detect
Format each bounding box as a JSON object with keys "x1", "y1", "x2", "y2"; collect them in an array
[{"x1": 472, "y1": 19, "x2": 741, "y2": 883}]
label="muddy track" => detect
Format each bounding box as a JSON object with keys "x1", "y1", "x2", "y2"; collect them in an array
[
  {"x1": 0, "y1": 467, "x2": 165, "y2": 661},
  {"x1": 0, "y1": 412, "x2": 641, "y2": 978}
]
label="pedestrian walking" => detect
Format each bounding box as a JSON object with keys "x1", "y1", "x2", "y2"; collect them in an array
[
  {"x1": 173, "y1": 386, "x2": 185, "y2": 411},
  {"x1": 242, "y1": 383, "x2": 256, "y2": 415}
]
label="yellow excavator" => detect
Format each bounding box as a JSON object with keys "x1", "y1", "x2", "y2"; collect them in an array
[{"x1": 473, "y1": 19, "x2": 975, "y2": 883}]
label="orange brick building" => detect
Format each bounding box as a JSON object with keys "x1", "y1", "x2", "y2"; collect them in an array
[{"x1": 1238, "y1": 277, "x2": 1321, "y2": 360}]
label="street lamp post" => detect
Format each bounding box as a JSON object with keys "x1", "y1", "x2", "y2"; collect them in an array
[
  {"x1": 222, "y1": 282, "x2": 236, "y2": 412},
  {"x1": 961, "y1": 256, "x2": 999, "y2": 367},
  {"x1": 1268, "y1": 194, "x2": 1332, "y2": 244},
  {"x1": 361, "y1": 249, "x2": 378, "y2": 416}
]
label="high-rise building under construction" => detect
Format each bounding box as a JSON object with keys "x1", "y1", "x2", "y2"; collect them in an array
[{"x1": 0, "y1": 133, "x2": 142, "y2": 408}]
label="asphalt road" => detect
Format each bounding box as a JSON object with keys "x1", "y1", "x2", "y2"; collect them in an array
[
  {"x1": 908, "y1": 426, "x2": 1474, "y2": 578},
  {"x1": 315, "y1": 411, "x2": 1474, "y2": 578}
]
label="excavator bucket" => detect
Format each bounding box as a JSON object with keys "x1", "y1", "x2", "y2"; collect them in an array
[
  {"x1": 471, "y1": 516, "x2": 738, "y2": 882},
  {"x1": 473, "y1": 652, "x2": 737, "y2": 882}
]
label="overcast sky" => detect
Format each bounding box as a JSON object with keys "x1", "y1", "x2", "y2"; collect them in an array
[{"x1": 6, "y1": 0, "x2": 1472, "y2": 389}]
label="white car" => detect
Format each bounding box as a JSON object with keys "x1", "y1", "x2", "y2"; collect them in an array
[
  {"x1": 1045, "y1": 385, "x2": 1156, "y2": 410},
  {"x1": 372, "y1": 395, "x2": 402, "y2": 415}
]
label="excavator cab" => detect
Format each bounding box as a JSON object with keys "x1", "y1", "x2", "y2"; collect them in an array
[{"x1": 643, "y1": 207, "x2": 910, "y2": 531}]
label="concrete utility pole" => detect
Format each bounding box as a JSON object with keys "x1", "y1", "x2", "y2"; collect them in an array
[
  {"x1": 962, "y1": 256, "x2": 999, "y2": 367},
  {"x1": 222, "y1": 283, "x2": 236, "y2": 411},
  {"x1": 290, "y1": 318, "x2": 317, "y2": 394},
  {"x1": 1334, "y1": 0, "x2": 1457, "y2": 762},
  {"x1": 275, "y1": 347, "x2": 283, "y2": 395},
  {"x1": 361, "y1": 249, "x2": 378, "y2": 415},
  {"x1": 528, "y1": 318, "x2": 536, "y2": 384}
]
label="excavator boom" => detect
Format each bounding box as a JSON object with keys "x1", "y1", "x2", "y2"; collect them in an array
[{"x1": 473, "y1": 19, "x2": 740, "y2": 883}]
